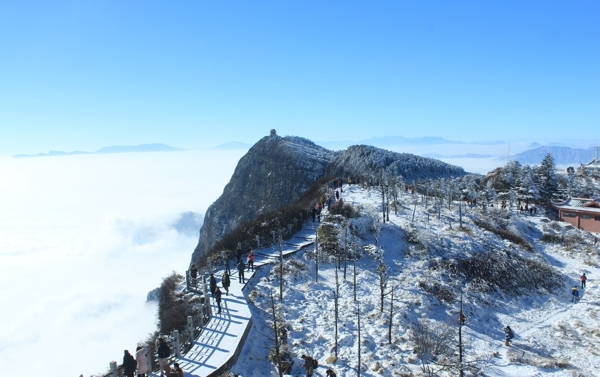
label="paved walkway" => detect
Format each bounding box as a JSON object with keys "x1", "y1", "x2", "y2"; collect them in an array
[{"x1": 168, "y1": 221, "x2": 319, "y2": 377}]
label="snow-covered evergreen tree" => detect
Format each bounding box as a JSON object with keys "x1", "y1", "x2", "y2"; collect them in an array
[{"x1": 535, "y1": 153, "x2": 558, "y2": 204}]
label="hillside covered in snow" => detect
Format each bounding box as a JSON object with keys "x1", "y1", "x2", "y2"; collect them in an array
[{"x1": 228, "y1": 183, "x2": 600, "y2": 377}]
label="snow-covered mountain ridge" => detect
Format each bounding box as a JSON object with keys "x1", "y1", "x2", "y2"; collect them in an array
[
  {"x1": 229, "y1": 183, "x2": 600, "y2": 377},
  {"x1": 192, "y1": 133, "x2": 466, "y2": 264}
]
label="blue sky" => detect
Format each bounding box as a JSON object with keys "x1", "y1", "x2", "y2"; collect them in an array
[{"x1": 1, "y1": 1, "x2": 598, "y2": 155}]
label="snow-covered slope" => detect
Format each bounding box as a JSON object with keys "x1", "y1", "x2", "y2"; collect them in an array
[{"x1": 230, "y1": 184, "x2": 600, "y2": 377}]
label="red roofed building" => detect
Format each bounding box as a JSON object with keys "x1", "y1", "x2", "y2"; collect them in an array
[{"x1": 554, "y1": 197, "x2": 600, "y2": 233}]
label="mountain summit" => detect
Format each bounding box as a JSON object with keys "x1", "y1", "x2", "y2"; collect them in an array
[{"x1": 191, "y1": 132, "x2": 466, "y2": 263}]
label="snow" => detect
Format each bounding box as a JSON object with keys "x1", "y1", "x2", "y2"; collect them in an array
[{"x1": 177, "y1": 183, "x2": 600, "y2": 377}]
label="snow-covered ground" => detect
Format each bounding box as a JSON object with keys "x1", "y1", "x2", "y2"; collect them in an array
[{"x1": 229, "y1": 184, "x2": 600, "y2": 377}]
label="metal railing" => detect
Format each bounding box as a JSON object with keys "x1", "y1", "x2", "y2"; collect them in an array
[{"x1": 103, "y1": 296, "x2": 211, "y2": 377}]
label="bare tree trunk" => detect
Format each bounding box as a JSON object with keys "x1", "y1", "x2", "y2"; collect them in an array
[
  {"x1": 357, "y1": 301, "x2": 361, "y2": 377},
  {"x1": 353, "y1": 258, "x2": 357, "y2": 302},
  {"x1": 343, "y1": 224, "x2": 348, "y2": 280},
  {"x1": 279, "y1": 235, "x2": 283, "y2": 302},
  {"x1": 388, "y1": 287, "x2": 394, "y2": 344},
  {"x1": 334, "y1": 265, "x2": 339, "y2": 360},
  {"x1": 315, "y1": 237, "x2": 319, "y2": 283},
  {"x1": 458, "y1": 291, "x2": 464, "y2": 377},
  {"x1": 270, "y1": 292, "x2": 284, "y2": 377}
]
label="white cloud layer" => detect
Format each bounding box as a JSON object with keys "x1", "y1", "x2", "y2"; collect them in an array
[{"x1": 0, "y1": 150, "x2": 245, "y2": 377}]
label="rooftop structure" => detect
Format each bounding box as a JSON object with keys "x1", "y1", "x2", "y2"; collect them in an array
[{"x1": 553, "y1": 197, "x2": 600, "y2": 233}]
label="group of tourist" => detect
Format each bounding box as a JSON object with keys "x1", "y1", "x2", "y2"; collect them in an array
[{"x1": 115, "y1": 338, "x2": 182, "y2": 377}]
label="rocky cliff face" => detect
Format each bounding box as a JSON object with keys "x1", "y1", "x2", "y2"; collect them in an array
[
  {"x1": 192, "y1": 135, "x2": 466, "y2": 263},
  {"x1": 191, "y1": 134, "x2": 333, "y2": 263}
]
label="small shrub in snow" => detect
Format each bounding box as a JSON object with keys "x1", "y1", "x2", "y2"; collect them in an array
[
  {"x1": 434, "y1": 250, "x2": 563, "y2": 295},
  {"x1": 410, "y1": 319, "x2": 454, "y2": 372},
  {"x1": 418, "y1": 281, "x2": 455, "y2": 303},
  {"x1": 328, "y1": 200, "x2": 361, "y2": 218},
  {"x1": 316, "y1": 222, "x2": 340, "y2": 256},
  {"x1": 472, "y1": 218, "x2": 534, "y2": 252}
]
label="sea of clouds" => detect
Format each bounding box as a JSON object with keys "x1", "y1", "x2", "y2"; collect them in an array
[{"x1": 0, "y1": 150, "x2": 245, "y2": 377}]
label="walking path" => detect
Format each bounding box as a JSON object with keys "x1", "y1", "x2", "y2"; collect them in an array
[{"x1": 170, "y1": 221, "x2": 320, "y2": 377}]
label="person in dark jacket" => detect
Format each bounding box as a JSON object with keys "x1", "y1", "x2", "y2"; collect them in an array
[
  {"x1": 157, "y1": 338, "x2": 171, "y2": 377},
  {"x1": 237, "y1": 260, "x2": 246, "y2": 283},
  {"x1": 214, "y1": 286, "x2": 222, "y2": 314},
  {"x1": 235, "y1": 245, "x2": 243, "y2": 263},
  {"x1": 504, "y1": 326, "x2": 514, "y2": 346},
  {"x1": 222, "y1": 271, "x2": 231, "y2": 295},
  {"x1": 326, "y1": 369, "x2": 337, "y2": 377},
  {"x1": 571, "y1": 286, "x2": 580, "y2": 302},
  {"x1": 189, "y1": 264, "x2": 198, "y2": 287},
  {"x1": 123, "y1": 350, "x2": 136, "y2": 377},
  {"x1": 209, "y1": 273, "x2": 217, "y2": 296},
  {"x1": 301, "y1": 354, "x2": 316, "y2": 377}
]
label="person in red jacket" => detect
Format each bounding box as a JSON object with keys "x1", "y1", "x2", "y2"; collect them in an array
[
  {"x1": 247, "y1": 250, "x2": 255, "y2": 272},
  {"x1": 581, "y1": 273, "x2": 587, "y2": 289}
]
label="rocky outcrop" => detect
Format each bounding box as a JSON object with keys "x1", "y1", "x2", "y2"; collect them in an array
[
  {"x1": 191, "y1": 134, "x2": 466, "y2": 263},
  {"x1": 191, "y1": 134, "x2": 333, "y2": 263}
]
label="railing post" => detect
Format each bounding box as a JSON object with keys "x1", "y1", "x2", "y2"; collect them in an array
[
  {"x1": 144, "y1": 345, "x2": 152, "y2": 375},
  {"x1": 201, "y1": 274, "x2": 207, "y2": 299},
  {"x1": 187, "y1": 316, "x2": 194, "y2": 341},
  {"x1": 173, "y1": 330, "x2": 181, "y2": 357},
  {"x1": 109, "y1": 361, "x2": 118, "y2": 377},
  {"x1": 201, "y1": 276, "x2": 212, "y2": 318}
]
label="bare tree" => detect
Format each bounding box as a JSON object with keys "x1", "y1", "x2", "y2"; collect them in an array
[
  {"x1": 314, "y1": 236, "x2": 319, "y2": 283},
  {"x1": 387, "y1": 281, "x2": 401, "y2": 344},
  {"x1": 357, "y1": 301, "x2": 362, "y2": 377},
  {"x1": 270, "y1": 292, "x2": 283, "y2": 377},
  {"x1": 376, "y1": 260, "x2": 389, "y2": 313}
]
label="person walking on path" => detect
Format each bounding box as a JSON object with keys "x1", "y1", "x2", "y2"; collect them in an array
[
  {"x1": 237, "y1": 260, "x2": 246, "y2": 283},
  {"x1": 247, "y1": 250, "x2": 255, "y2": 272},
  {"x1": 504, "y1": 326, "x2": 514, "y2": 346},
  {"x1": 571, "y1": 286, "x2": 580, "y2": 302},
  {"x1": 122, "y1": 350, "x2": 136, "y2": 377},
  {"x1": 235, "y1": 244, "x2": 243, "y2": 263},
  {"x1": 189, "y1": 264, "x2": 198, "y2": 288},
  {"x1": 301, "y1": 354, "x2": 316, "y2": 377},
  {"x1": 135, "y1": 346, "x2": 148, "y2": 377},
  {"x1": 209, "y1": 273, "x2": 217, "y2": 296},
  {"x1": 326, "y1": 369, "x2": 337, "y2": 377},
  {"x1": 222, "y1": 271, "x2": 231, "y2": 295},
  {"x1": 157, "y1": 337, "x2": 171, "y2": 377},
  {"x1": 214, "y1": 286, "x2": 222, "y2": 314},
  {"x1": 581, "y1": 273, "x2": 587, "y2": 289}
]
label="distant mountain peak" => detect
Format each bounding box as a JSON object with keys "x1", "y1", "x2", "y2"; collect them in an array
[{"x1": 13, "y1": 143, "x2": 179, "y2": 158}]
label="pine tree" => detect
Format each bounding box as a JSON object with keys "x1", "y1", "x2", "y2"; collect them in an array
[
  {"x1": 519, "y1": 165, "x2": 539, "y2": 202},
  {"x1": 536, "y1": 153, "x2": 558, "y2": 204}
]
